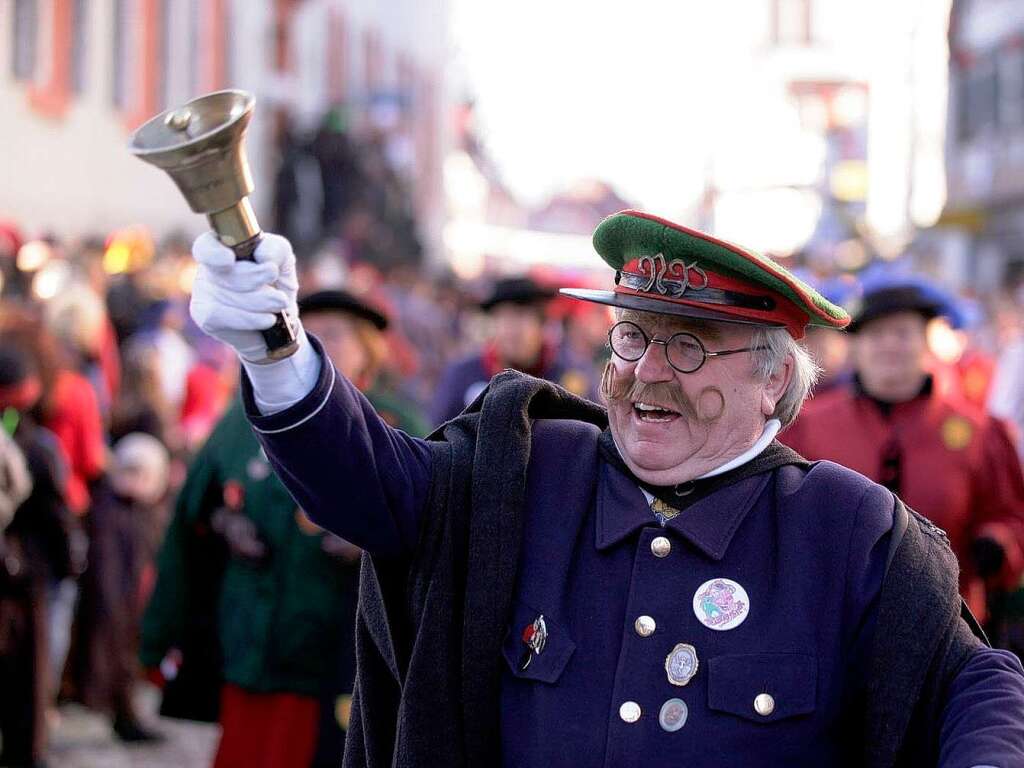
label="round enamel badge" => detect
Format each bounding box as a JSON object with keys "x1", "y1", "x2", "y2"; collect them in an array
[{"x1": 692, "y1": 578, "x2": 750, "y2": 631}]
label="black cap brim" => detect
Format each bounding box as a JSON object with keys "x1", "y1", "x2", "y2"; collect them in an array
[
  {"x1": 297, "y1": 290, "x2": 388, "y2": 330},
  {"x1": 558, "y1": 288, "x2": 786, "y2": 329},
  {"x1": 847, "y1": 287, "x2": 943, "y2": 334}
]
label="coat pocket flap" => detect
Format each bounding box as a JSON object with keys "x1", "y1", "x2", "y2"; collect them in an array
[{"x1": 708, "y1": 653, "x2": 817, "y2": 723}]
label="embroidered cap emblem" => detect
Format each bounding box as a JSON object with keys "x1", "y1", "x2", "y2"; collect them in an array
[
  {"x1": 692, "y1": 578, "x2": 750, "y2": 631},
  {"x1": 665, "y1": 643, "x2": 699, "y2": 686},
  {"x1": 520, "y1": 615, "x2": 547, "y2": 670},
  {"x1": 635, "y1": 253, "x2": 709, "y2": 298}
]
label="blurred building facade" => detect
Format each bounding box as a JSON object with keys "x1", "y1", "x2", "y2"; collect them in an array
[
  {"x1": 702, "y1": 0, "x2": 951, "y2": 270},
  {"x1": 0, "y1": 0, "x2": 449, "y2": 254},
  {"x1": 942, "y1": 0, "x2": 1024, "y2": 292}
]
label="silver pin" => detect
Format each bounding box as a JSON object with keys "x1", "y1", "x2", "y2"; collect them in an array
[
  {"x1": 665, "y1": 643, "x2": 699, "y2": 687},
  {"x1": 520, "y1": 615, "x2": 547, "y2": 670}
]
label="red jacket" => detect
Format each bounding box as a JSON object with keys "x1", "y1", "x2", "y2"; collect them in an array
[
  {"x1": 45, "y1": 369, "x2": 106, "y2": 515},
  {"x1": 782, "y1": 379, "x2": 1024, "y2": 617}
]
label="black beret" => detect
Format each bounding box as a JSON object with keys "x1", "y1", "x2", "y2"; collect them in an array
[
  {"x1": 479, "y1": 277, "x2": 555, "y2": 312},
  {"x1": 297, "y1": 289, "x2": 388, "y2": 330},
  {"x1": 847, "y1": 285, "x2": 942, "y2": 334}
]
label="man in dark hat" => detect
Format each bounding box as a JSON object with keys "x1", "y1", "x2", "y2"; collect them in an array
[
  {"x1": 430, "y1": 276, "x2": 588, "y2": 425},
  {"x1": 783, "y1": 278, "x2": 1024, "y2": 627},
  {"x1": 187, "y1": 220, "x2": 1024, "y2": 766}
]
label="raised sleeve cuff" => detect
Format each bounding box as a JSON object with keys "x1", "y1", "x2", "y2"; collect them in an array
[
  {"x1": 242, "y1": 334, "x2": 336, "y2": 434},
  {"x1": 240, "y1": 330, "x2": 321, "y2": 415}
]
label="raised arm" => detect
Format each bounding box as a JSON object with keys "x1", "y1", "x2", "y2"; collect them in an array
[{"x1": 189, "y1": 232, "x2": 432, "y2": 558}]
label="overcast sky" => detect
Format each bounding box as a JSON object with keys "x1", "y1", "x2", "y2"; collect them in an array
[{"x1": 449, "y1": 1, "x2": 762, "y2": 216}]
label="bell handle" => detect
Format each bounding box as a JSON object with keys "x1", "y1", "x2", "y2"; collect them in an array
[{"x1": 229, "y1": 232, "x2": 299, "y2": 360}]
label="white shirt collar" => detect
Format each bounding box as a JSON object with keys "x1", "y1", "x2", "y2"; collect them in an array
[{"x1": 638, "y1": 419, "x2": 782, "y2": 503}]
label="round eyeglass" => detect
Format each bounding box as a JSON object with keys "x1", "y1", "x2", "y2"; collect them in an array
[{"x1": 607, "y1": 320, "x2": 766, "y2": 374}]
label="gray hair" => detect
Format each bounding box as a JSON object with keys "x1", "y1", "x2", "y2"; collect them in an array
[{"x1": 749, "y1": 326, "x2": 820, "y2": 427}]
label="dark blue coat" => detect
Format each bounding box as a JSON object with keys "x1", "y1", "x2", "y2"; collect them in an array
[{"x1": 244, "y1": 340, "x2": 1024, "y2": 767}]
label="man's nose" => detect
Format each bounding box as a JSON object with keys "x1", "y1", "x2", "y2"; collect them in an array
[{"x1": 634, "y1": 340, "x2": 675, "y2": 383}]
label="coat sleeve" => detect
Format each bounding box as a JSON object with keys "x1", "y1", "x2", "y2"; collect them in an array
[
  {"x1": 938, "y1": 647, "x2": 1024, "y2": 767},
  {"x1": 242, "y1": 336, "x2": 433, "y2": 558},
  {"x1": 972, "y1": 416, "x2": 1024, "y2": 590}
]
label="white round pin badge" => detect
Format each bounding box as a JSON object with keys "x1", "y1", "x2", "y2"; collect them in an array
[{"x1": 692, "y1": 578, "x2": 750, "y2": 631}]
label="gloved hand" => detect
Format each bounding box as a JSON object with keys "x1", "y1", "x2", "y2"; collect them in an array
[
  {"x1": 190, "y1": 231, "x2": 300, "y2": 362},
  {"x1": 972, "y1": 535, "x2": 1006, "y2": 580}
]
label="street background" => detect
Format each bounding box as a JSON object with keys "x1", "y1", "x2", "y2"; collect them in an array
[{"x1": 2, "y1": 0, "x2": 1024, "y2": 765}]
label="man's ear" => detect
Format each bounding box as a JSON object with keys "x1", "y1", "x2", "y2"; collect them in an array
[{"x1": 761, "y1": 352, "x2": 794, "y2": 418}]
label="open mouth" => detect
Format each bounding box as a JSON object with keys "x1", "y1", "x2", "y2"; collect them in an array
[{"x1": 632, "y1": 401, "x2": 681, "y2": 423}]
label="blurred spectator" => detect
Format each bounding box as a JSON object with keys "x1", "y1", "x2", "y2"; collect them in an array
[
  {"x1": 104, "y1": 228, "x2": 157, "y2": 343},
  {"x1": 72, "y1": 433, "x2": 169, "y2": 743},
  {"x1": 45, "y1": 282, "x2": 116, "y2": 417},
  {"x1": 110, "y1": 341, "x2": 179, "y2": 449},
  {"x1": 0, "y1": 305, "x2": 107, "y2": 518},
  {"x1": 140, "y1": 289, "x2": 427, "y2": 768},
  {"x1": 310, "y1": 108, "x2": 362, "y2": 237},
  {"x1": 0, "y1": 345, "x2": 73, "y2": 767},
  {"x1": 783, "y1": 281, "x2": 1024, "y2": 627},
  {"x1": 179, "y1": 338, "x2": 236, "y2": 452},
  {"x1": 989, "y1": 294, "x2": 1024, "y2": 461},
  {"x1": 0, "y1": 221, "x2": 27, "y2": 299},
  {"x1": 431, "y1": 277, "x2": 569, "y2": 424},
  {"x1": 133, "y1": 300, "x2": 196, "y2": 416}
]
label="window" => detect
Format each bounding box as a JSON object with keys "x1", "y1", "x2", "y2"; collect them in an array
[
  {"x1": 998, "y1": 48, "x2": 1024, "y2": 128},
  {"x1": 111, "y1": 0, "x2": 131, "y2": 108},
  {"x1": 71, "y1": 0, "x2": 88, "y2": 93},
  {"x1": 959, "y1": 57, "x2": 998, "y2": 141},
  {"x1": 12, "y1": 0, "x2": 38, "y2": 81},
  {"x1": 772, "y1": 0, "x2": 812, "y2": 46}
]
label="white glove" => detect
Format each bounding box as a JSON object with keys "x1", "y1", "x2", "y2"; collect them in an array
[{"x1": 190, "y1": 231, "x2": 300, "y2": 363}]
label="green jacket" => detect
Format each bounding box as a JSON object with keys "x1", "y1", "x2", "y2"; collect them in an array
[{"x1": 140, "y1": 391, "x2": 426, "y2": 697}]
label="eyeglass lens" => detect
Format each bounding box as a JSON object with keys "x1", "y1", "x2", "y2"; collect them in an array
[{"x1": 609, "y1": 321, "x2": 705, "y2": 373}]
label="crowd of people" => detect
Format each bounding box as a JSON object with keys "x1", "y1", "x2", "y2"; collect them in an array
[
  {"x1": 0, "y1": 111, "x2": 613, "y2": 767},
  {"x1": 1, "y1": 118, "x2": 1024, "y2": 767}
]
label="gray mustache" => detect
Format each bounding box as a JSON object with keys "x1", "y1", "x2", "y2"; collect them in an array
[{"x1": 600, "y1": 362, "x2": 724, "y2": 424}]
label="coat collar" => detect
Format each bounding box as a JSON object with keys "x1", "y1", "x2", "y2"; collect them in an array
[{"x1": 595, "y1": 459, "x2": 772, "y2": 560}]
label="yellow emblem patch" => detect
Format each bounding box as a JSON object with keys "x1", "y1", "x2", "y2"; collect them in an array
[{"x1": 941, "y1": 416, "x2": 973, "y2": 451}]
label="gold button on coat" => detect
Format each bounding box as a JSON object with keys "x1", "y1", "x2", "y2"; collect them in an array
[
  {"x1": 754, "y1": 693, "x2": 775, "y2": 717},
  {"x1": 619, "y1": 701, "x2": 642, "y2": 723},
  {"x1": 651, "y1": 536, "x2": 671, "y2": 557},
  {"x1": 634, "y1": 615, "x2": 656, "y2": 637}
]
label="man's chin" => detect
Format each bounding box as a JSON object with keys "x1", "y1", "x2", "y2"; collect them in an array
[{"x1": 619, "y1": 445, "x2": 692, "y2": 485}]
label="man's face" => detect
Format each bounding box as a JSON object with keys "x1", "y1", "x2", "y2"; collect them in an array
[
  {"x1": 303, "y1": 313, "x2": 369, "y2": 384},
  {"x1": 603, "y1": 311, "x2": 790, "y2": 486},
  {"x1": 491, "y1": 304, "x2": 545, "y2": 368},
  {"x1": 852, "y1": 311, "x2": 929, "y2": 402}
]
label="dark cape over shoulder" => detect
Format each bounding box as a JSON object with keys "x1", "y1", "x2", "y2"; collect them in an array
[{"x1": 342, "y1": 371, "x2": 983, "y2": 768}]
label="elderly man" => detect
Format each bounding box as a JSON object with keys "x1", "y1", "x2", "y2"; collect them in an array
[{"x1": 189, "y1": 211, "x2": 1024, "y2": 767}]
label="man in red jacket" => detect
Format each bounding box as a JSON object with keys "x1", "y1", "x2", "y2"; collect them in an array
[{"x1": 783, "y1": 281, "x2": 1024, "y2": 621}]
